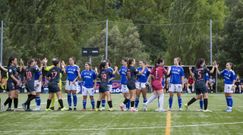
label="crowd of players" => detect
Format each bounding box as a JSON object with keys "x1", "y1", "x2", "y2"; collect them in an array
[{"x1": 0, "y1": 56, "x2": 237, "y2": 112}]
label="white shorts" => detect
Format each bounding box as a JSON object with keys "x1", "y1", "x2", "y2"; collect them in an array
[
  {"x1": 82, "y1": 86, "x2": 94, "y2": 96},
  {"x1": 34, "y1": 80, "x2": 42, "y2": 93},
  {"x1": 169, "y1": 84, "x2": 182, "y2": 93},
  {"x1": 65, "y1": 80, "x2": 78, "y2": 91},
  {"x1": 224, "y1": 84, "x2": 234, "y2": 94},
  {"x1": 136, "y1": 82, "x2": 146, "y2": 90},
  {"x1": 121, "y1": 84, "x2": 129, "y2": 93},
  {"x1": 108, "y1": 84, "x2": 112, "y2": 92}
]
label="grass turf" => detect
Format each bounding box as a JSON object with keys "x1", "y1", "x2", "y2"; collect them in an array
[{"x1": 0, "y1": 93, "x2": 243, "y2": 135}]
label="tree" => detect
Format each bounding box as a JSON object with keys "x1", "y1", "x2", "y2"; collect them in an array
[
  {"x1": 219, "y1": 0, "x2": 243, "y2": 75},
  {"x1": 165, "y1": 0, "x2": 226, "y2": 65}
]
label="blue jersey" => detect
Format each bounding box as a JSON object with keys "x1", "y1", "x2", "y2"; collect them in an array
[
  {"x1": 81, "y1": 70, "x2": 96, "y2": 88},
  {"x1": 65, "y1": 65, "x2": 79, "y2": 82},
  {"x1": 119, "y1": 66, "x2": 127, "y2": 85},
  {"x1": 107, "y1": 67, "x2": 115, "y2": 84},
  {"x1": 169, "y1": 66, "x2": 184, "y2": 84},
  {"x1": 137, "y1": 67, "x2": 150, "y2": 83},
  {"x1": 34, "y1": 66, "x2": 42, "y2": 80},
  {"x1": 205, "y1": 72, "x2": 209, "y2": 82},
  {"x1": 220, "y1": 69, "x2": 236, "y2": 85}
]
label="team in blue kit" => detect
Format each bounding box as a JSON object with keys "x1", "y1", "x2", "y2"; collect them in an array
[
  {"x1": 135, "y1": 60, "x2": 150, "y2": 111},
  {"x1": 81, "y1": 63, "x2": 96, "y2": 111},
  {"x1": 34, "y1": 59, "x2": 43, "y2": 111},
  {"x1": 64, "y1": 57, "x2": 80, "y2": 111},
  {"x1": 212, "y1": 62, "x2": 236, "y2": 112},
  {"x1": 167, "y1": 57, "x2": 185, "y2": 111},
  {"x1": 117, "y1": 58, "x2": 131, "y2": 111},
  {"x1": 0, "y1": 56, "x2": 239, "y2": 113}
]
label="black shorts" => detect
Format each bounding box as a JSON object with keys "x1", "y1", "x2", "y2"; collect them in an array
[
  {"x1": 195, "y1": 81, "x2": 207, "y2": 95},
  {"x1": 127, "y1": 80, "x2": 136, "y2": 90},
  {"x1": 26, "y1": 82, "x2": 35, "y2": 92},
  {"x1": 48, "y1": 83, "x2": 60, "y2": 93},
  {"x1": 99, "y1": 85, "x2": 108, "y2": 93},
  {"x1": 7, "y1": 81, "x2": 18, "y2": 91}
]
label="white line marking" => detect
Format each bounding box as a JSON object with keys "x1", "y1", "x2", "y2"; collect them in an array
[{"x1": 0, "y1": 121, "x2": 243, "y2": 133}]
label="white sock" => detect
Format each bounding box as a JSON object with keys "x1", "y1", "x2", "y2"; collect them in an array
[
  {"x1": 159, "y1": 93, "x2": 164, "y2": 110},
  {"x1": 146, "y1": 93, "x2": 158, "y2": 105}
]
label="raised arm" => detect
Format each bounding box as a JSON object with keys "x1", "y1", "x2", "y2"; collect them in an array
[{"x1": 189, "y1": 67, "x2": 194, "y2": 77}]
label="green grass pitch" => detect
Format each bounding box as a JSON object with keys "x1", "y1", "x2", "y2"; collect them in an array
[{"x1": 0, "y1": 93, "x2": 243, "y2": 135}]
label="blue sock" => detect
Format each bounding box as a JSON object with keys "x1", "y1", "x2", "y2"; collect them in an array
[
  {"x1": 73, "y1": 94, "x2": 77, "y2": 108},
  {"x1": 228, "y1": 96, "x2": 233, "y2": 108},
  {"x1": 143, "y1": 98, "x2": 147, "y2": 103},
  {"x1": 169, "y1": 97, "x2": 173, "y2": 109},
  {"x1": 126, "y1": 99, "x2": 130, "y2": 109},
  {"x1": 83, "y1": 99, "x2": 87, "y2": 109},
  {"x1": 67, "y1": 94, "x2": 72, "y2": 108},
  {"x1": 199, "y1": 99, "x2": 203, "y2": 110},
  {"x1": 135, "y1": 97, "x2": 139, "y2": 108},
  {"x1": 35, "y1": 96, "x2": 41, "y2": 106},
  {"x1": 91, "y1": 100, "x2": 95, "y2": 109},
  {"x1": 101, "y1": 99, "x2": 106, "y2": 107},
  {"x1": 178, "y1": 96, "x2": 182, "y2": 108},
  {"x1": 226, "y1": 97, "x2": 230, "y2": 107},
  {"x1": 158, "y1": 98, "x2": 160, "y2": 108}
]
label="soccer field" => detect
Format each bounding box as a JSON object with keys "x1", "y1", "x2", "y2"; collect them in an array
[{"x1": 0, "y1": 93, "x2": 243, "y2": 135}]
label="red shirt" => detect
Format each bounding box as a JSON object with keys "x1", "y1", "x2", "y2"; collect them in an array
[
  {"x1": 188, "y1": 76, "x2": 194, "y2": 84},
  {"x1": 150, "y1": 66, "x2": 167, "y2": 90}
]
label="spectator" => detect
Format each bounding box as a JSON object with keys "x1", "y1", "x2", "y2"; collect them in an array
[
  {"x1": 188, "y1": 75, "x2": 194, "y2": 93},
  {"x1": 235, "y1": 76, "x2": 241, "y2": 93},
  {"x1": 208, "y1": 76, "x2": 216, "y2": 93}
]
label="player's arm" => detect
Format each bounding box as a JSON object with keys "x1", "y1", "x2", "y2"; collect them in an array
[
  {"x1": 113, "y1": 66, "x2": 118, "y2": 74},
  {"x1": 167, "y1": 66, "x2": 171, "y2": 76},
  {"x1": 189, "y1": 66, "x2": 194, "y2": 77},
  {"x1": 10, "y1": 74, "x2": 20, "y2": 85},
  {"x1": 0, "y1": 65, "x2": 7, "y2": 72}
]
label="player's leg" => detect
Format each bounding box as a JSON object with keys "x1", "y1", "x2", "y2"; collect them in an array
[
  {"x1": 141, "y1": 83, "x2": 147, "y2": 104},
  {"x1": 89, "y1": 88, "x2": 95, "y2": 111},
  {"x1": 135, "y1": 89, "x2": 141, "y2": 110},
  {"x1": 71, "y1": 90, "x2": 77, "y2": 111},
  {"x1": 12, "y1": 90, "x2": 19, "y2": 111},
  {"x1": 143, "y1": 91, "x2": 158, "y2": 111},
  {"x1": 168, "y1": 84, "x2": 174, "y2": 110},
  {"x1": 65, "y1": 81, "x2": 72, "y2": 111},
  {"x1": 202, "y1": 92, "x2": 211, "y2": 112},
  {"x1": 176, "y1": 85, "x2": 183, "y2": 110},
  {"x1": 96, "y1": 93, "x2": 103, "y2": 111},
  {"x1": 46, "y1": 93, "x2": 54, "y2": 111},
  {"x1": 35, "y1": 81, "x2": 42, "y2": 110},
  {"x1": 129, "y1": 89, "x2": 136, "y2": 112},
  {"x1": 56, "y1": 91, "x2": 65, "y2": 110},
  {"x1": 225, "y1": 85, "x2": 233, "y2": 112},
  {"x1": 50, "y1": 95, "x2": 56, "y2": 110},
  {"x1": 199, "y1": 94, "x2": 204, "y2": 111},
  {"x1": 106, "y1": 91, "x2": 113, "y2": 111},
  {"x1": 26, "y1": 91, "x2": 36, "y2": 111},
  {"x1": 185, "y1": 88, "x2": 201, "y2": 110},
  {"x1": 135, "y1": 82, "x2": 141, "y2": 110},
  {"x1": 120, "y1": 85, "x2": 130, "y2": 111},
  {"x1": 157, "y1": 90, "x2": 165, "y2": 112},
  {"x1": 82, "y1": 86, "x2": 88, "y2": 111},
  {"x1": 4, "y1": 91, "x2": 12, "y2": 111}
]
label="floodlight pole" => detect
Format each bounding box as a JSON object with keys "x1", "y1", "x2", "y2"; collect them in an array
[
  {"x1": 105, "y1": 19, "x2": 108, "y2": 60},
  {"x1": 0, "y1": 20, "x2": 3, "y2": 64},
  {"x1": 210, "y1": 19, "x2": 213, "y2": 65}
]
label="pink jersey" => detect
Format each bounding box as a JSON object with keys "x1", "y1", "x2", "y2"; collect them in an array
[{"x1": 151, "y1": 66, "x2": 167, "y2": 90}]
